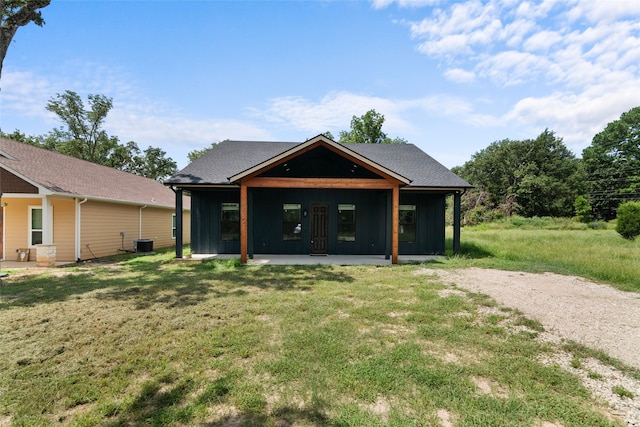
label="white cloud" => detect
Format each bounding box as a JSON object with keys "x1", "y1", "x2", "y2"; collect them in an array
[
  {"x1": 108, "y1": 107, "x2": 270, "y2": 152},
  {"x1": 476, "y1": 50, "x2": 550, "y2": 86},
  {"x1": 567, "y1": 0, "x2": 640, "y2": 23},
  {"x1": 252, "y1": 90, "x2": 483, "y2": 140},
  {"x1": 1, "y1": 70, "x2": 58, "y2": 126},
  {"x1": 405, "y1": 0, "x2": 640, "y2": 90},
  {"x1": 443, "y1": 68, "x2": 476, "y2": 83},
  {"x1": 399, "y1": 0, "x2": 640, "y2": 151},
  {"x1": 503, "y1": 79, "x2": 640, "y2": 153},
  {"x1": 523, "y1": 30, "x2": 563, "y2": 52},
  {"x1": 410, "y1": 0, "x2": 503, "y2": 57},
  {"x1": 371, "y1": 0, "x2": 437, "y2": 9},
  {"x1": 417, "y1": 33, "x2": 473, "y2": 56},
  {"x1": 1, "y1": 64, "x2": 272, "y2": 166}
]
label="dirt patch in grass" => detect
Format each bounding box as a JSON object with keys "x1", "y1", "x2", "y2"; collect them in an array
[{"x1": 437, "y1": 408, "x2": 456, "y2": 427}]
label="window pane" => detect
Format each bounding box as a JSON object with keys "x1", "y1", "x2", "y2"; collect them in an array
[
  {"x1": 221, "y1": 203, "x2": 239, "y2": 241},
  {"x1": 338, "y1": 204, "x2": 356, "y2": 242},
  {"x1": 32, "y1": 208, "x2": 43, "y2": 229},
  {"x1": 32, "y1": 230, "x2": 43, "y2": 245},
  {"x1": 399, "y1": 205, "x2": 416, "y2": 242},
  {"x1": 283, "y1": 204, "x2": 301, "y2": 241}
]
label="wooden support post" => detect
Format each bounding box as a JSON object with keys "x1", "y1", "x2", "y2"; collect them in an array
[
  {"x1": 392, "y1": 185, "x2": 399, "y2": 264},
  {"x1": 240, "y1": 183, "x2": 248, "y2": 264}
]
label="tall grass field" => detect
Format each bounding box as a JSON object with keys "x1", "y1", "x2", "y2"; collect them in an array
[{"x1": 447, "y1": 217, "x2": 640, "y2": 293}]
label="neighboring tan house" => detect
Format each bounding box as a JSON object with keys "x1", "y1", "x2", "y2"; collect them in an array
[
  {"x1": 0, "y1": 137, "x2": 190, "y2": 263},
  {"x1": 165, "y1": 135, "x2": 471, "y2": 264}
]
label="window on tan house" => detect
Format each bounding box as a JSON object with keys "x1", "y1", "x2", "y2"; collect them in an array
[{"x1": 29, "y1": 206, "x2": 43, "y2": 246}]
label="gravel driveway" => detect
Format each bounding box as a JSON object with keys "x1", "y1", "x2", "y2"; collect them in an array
[
  {"x1": 424, "y1": 268, "x2": 640, "y2": 425},
  {"x1": 430, "y1": 268, "x2": 640, "y2": 368}
]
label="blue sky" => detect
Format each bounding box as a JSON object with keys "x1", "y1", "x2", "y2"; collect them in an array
[{"x1": 1, "y1": 0, "x2": 639, "y2": 170}]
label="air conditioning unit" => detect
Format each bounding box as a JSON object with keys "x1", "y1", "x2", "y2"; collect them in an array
[{"x1": 134, "y1": 239, "x2": 153, "y2": 253}]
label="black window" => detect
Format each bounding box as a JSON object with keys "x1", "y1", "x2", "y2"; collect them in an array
[
  {"x1": 221, "y1": 203, "x2": 239, "y2": 241},
  {"x1": 338, "y1": 204, "x2": 356, "y2": 242},
  {"x1": 283, "y1": 204, "x2": 302, "y2": 241},
  {"x1": 399, "y1": 205, "x2": 416, "y2": 242}
]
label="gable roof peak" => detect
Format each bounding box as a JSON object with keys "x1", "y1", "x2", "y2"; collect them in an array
[{"x1": 227, "y1": 136, "x2": 411, "y2": 184}]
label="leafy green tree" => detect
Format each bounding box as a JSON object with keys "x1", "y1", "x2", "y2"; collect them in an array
[
  {"x1": 11, "y1": 90, "x2": 178, "y2": 181},
  {"x1": 582, "y1": 106, "x2": 640, "y2": 219},
  {"x1": 0, "y1": 129, "x2": 38, "y2": 143},
  {"x1": 133, "y1": 145, "x2": 177, "y2": 181},
  {"x1": 0, "y1": 0, "x2": 50, "y2": 80},
  {"x1": 574, "y1": 196, "x2": 593, "y2": 223},
  {"x1": 187, "y1": 142, "x2": 218, "y2": 162},
  {"x1": 45, "y1": 91, "x2": 120, "y2": 163},
  {"x1": 455, "y1": 130, "x2": 584, "y2": 218},
  {"x1": 321, "y1": 131, "x2": 335, "y2": 140},
  {"x1": 338, "y1": 109, "x2": 406, "y2": 144},
  {"x1": 615, "y1": 201, "x2": 640, "y2": 240}
]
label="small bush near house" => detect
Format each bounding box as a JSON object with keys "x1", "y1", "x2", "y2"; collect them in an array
[{"x1": 615, "y1": 201, "x2": 640, "y2": 240}]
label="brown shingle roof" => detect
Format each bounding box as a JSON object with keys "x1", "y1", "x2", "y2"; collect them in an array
[{"x1": 0, "y1": 137, "x2": 180, "y2": 208}]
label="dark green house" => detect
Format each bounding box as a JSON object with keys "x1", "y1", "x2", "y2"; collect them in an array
[{"x1": 165, "y1": 135, "x2": 471, "y2": 263}]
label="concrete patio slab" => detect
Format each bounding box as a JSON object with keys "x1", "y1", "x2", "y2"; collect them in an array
[{"x1": 190, "y1": 254, "x2": 441, "y2": 266}]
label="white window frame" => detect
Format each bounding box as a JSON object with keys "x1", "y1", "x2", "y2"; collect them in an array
[
  {"x1": 28, "y1": 205, "x2": 43, "y2": 247},
  {"x1": 172, "y1": 214, "x2": 177, "y2": 239}
]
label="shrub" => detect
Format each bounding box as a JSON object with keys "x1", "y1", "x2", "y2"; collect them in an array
[
  {"x1": 574, "y1": 196, "x2": 593, "y2": 223},
  {"x1": 616, "y1": 201, "x2": 640, "y2": 240}
]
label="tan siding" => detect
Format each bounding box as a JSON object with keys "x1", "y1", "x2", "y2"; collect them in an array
[
  {"x1": 80, "y1": 201, "x2": 139, "y2": 259},
  {"x1": 140, "y1": 207, "x2": 190, "y2": 249},
  {"x1": 182, "y1": 210, "x2": 191, "y2": 245},
  {"x1": 79, "y1": 201, "x2": 190, "y2": 259},
  {"x1": 51, "y1": 199, "x2": 76, "y2": 261},
  {"x1": 3, "y1": 197, "x2": 41, "y2": 260},
  {"x1": 3, "y1": 196, "x2": 190, "y2": 261},
  {"x1": 140, "y1": 207, "x2": 174, "y2": 249}
]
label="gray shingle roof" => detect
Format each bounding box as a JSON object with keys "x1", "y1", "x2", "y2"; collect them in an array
[
  {"x1": 166, "y1": 139, "x2": 471, "y2": 189},
  {"x1": 0, "y1": 137, "x2": 181, "y2": 208}
]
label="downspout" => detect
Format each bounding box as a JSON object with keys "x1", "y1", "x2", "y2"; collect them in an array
[
  {"x1": 76, "y1": 198, "x2": 88, "y2": 262},
  {"x1": 139, "y1": 204, "x2": 147, "y2": 239}
]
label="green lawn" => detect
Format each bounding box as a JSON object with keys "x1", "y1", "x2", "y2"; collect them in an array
[{"x1": 0, "y1": 246, "x2": 628, "y2": 426}]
